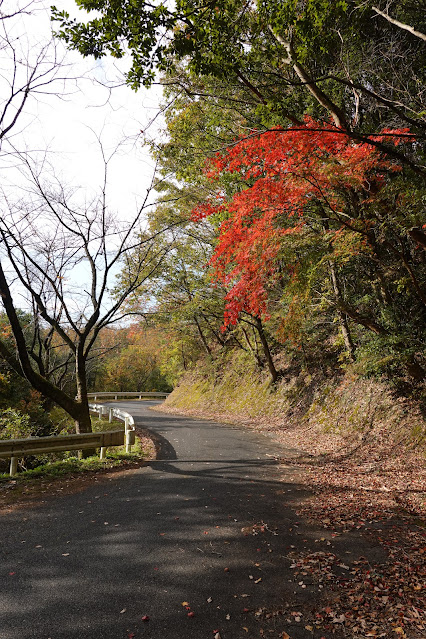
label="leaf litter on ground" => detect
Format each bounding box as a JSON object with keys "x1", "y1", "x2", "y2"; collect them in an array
[{"x1": 277, "y1": 432, "x2": 425, "y2": 638}]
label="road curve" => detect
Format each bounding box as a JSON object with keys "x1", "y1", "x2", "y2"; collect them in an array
[{"x1": 0, "y1": 401, "x2": 326, "y2": 639}]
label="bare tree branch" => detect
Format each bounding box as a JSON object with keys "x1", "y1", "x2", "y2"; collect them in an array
[{"x1": 372, "y1": 5, "x2": 426, "y2": 41}]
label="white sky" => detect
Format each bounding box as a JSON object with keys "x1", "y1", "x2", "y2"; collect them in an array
[
  {"x1": 1, "y1": 0, "x2": 165, "y2": 215},
  {"x1": 0, "y1": 0, "x2": 168, "y2": 316}
]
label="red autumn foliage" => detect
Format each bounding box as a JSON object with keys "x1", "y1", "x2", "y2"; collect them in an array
[{"x1": 192, "y1": 118, "x2": 408, "y2": 328}]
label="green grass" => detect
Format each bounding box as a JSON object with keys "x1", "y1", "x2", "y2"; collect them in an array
[
  {"x1": 0, "y1": 451, "x2": 144, "y2": 482},
  {"x1": 0, "y1": 448, "x2": 147, "y2": 483}
]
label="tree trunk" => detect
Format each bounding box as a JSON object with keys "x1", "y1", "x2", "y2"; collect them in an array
[
  {"x1": 201, "y1": 313, "x2": 225, "y2": 346},
  {"x1": 71, "y1": 345, "x2": 95, "y2": 456},
  {"x1": 73, "y1": 402, "x2": 93, "y2": 435},
  {"x1": 74, "y1": 346, "x2": 93, "y2": 433},
  {"x1": 255, "y1": 317, "x2": 279, "y2": 383},
  {"x1": 194, "y1": 315, "x2": 213, "y2": 357},
  {"x1": 329, "y1": 262, "x2": 356, "y2": 361},
  {"x1": 240, "y1": 324, "x2": 264, "y2": 368},
  {"x1": 181, "y1": 343, "x2": 187, "y2": 371}
]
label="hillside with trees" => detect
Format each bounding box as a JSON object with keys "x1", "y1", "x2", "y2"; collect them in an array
[
  {"x1": 69, "y1": 0, "x2": 425, "y2": 395},
  {"x1": 1, "y1": 1, "x2": 425, "y2": 459}
]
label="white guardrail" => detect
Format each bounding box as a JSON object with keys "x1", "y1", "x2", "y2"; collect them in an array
[
  {"x1": 1, "y1": 394, "x2": 167, "y2": 476},
  {"x1": 1, "y1": 403, "x2": 139, "y2": 477},
  {"x1": 88, "y1": 402, "x2": 136, "y2": 456}
]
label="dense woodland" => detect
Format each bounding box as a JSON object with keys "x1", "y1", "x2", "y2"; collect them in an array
[{"x1": 0, "y1": 0, "x2": 425, "y2": 444}]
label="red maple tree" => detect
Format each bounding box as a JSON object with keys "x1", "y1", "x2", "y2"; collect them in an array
[{"x1": 192, "y1": 118, "x2": 408, "y2": 328}]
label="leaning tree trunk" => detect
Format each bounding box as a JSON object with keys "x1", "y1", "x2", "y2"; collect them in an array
[
  {"x1": 194, "y1": 315, "x2": 213, "y2": 357},
  {"x1": 255, "y1": 317, "x2": 279, "y2": 383},
  {"x1": 329, "y1": 262, "x2": 356, "y2": 362}
]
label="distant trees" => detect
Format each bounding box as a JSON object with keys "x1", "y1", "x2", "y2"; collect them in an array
[{"x1": 93, "y1": 325, "x2": 172, "y2": 393}]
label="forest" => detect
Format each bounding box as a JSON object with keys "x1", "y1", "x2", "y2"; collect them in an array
[{"x1": 0, "y1": 0, "x2": 425, "y2": 453}]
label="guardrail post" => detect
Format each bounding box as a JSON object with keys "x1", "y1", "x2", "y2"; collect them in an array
[
  {"x1": 124, "y1": 416, "x2": 130, "y2": 453},
  {"x1": 115, "y1": 394, "x2": 118, "y2": 400},
  {"x1": 109, "y1": 408, "x2": 113, "y2": 423},
  {"x1": 125, "y1": 428, "x2": 135, "y2": 453},
  {"x1": 9, "y1": 457, "x2": 17, "y2": 476},
  {"x1": 98, "y1": 408, "x2": 103, "y2": 419},
  {"x1": 100, "y1": 447, "x2": 106, "y2": 460}
]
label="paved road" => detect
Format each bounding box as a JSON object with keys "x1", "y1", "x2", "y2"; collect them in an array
[{"x1": 0, "y1": 401, "x2": 376, "y2": 639}]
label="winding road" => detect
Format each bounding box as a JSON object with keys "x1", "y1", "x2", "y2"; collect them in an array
[{"x1": 0, "y1": 401, "x2": 380, "y2": 639}]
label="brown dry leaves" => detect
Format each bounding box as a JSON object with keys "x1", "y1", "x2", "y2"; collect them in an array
[{"x1": 281, "y1": 445, "x2": 425, "y2": 638}]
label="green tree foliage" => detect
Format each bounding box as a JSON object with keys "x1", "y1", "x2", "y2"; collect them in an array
[
  {"x1": 54, "y1": 2, "x2": 426, "y2": 144},
  {"x1": 59, "y1": 0, "x2": 426, "y2": 389}
]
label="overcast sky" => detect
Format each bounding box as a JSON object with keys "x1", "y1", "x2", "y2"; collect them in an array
[
  {"x1": 0, "y1": 0, "x2": 167, "y2": 314},
  {"x1": 1, "y1": 0, "x2": 164, "y2": 216}
]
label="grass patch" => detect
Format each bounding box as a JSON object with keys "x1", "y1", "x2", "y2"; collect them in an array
[
  {"x1": 0, "y1": 450, "x2": 145, "y2": 483},
  {"x1": 163, "y1": 351, "x2": 426, "y2": 456}
]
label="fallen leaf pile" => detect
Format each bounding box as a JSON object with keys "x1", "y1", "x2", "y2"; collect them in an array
[
  {"x1": 287, "y1": 542, "x2": 425, "y2": 637},
  {"x1": 279, "y1": 448, "x2": 426, "y2": 637}
]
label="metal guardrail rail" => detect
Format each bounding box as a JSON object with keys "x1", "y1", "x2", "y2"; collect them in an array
[
  {"x1": 0, "y1": 430, "x2": 125, "y2": 459},
  {"x1": 1, "y1": 401, "x2": 141, "y2": 477},
  {"x1": 88, "y1": 402, "x2": 136, "y2": 459},
  {"x1": 88, "y1": 402, "x2": 135, "y2": 426},
  {"x1": 87, "y1": 391, "x2": 170, "y2": 400},
  {"x1": 0, "y1": 428, "x2": 135, "y2": 477}
]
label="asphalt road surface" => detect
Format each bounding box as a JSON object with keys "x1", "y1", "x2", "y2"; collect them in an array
[{"x1": 0, "y1": 401, "x2": 382, "y2": 639}]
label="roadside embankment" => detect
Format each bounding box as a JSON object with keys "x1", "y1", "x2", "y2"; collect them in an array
[{"x1": 154, "y1": 353, "x2": 426, "y2": 513}]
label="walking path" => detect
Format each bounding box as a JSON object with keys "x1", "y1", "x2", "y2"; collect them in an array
[{"x1": 0, "y1": 401, "x2": 385, "y2": 639}]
